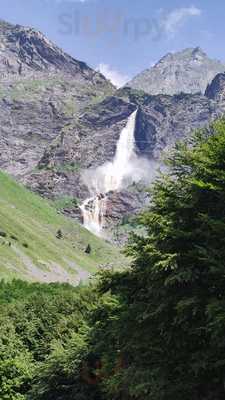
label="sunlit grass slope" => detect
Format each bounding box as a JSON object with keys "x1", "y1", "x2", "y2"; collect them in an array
[{"x1": 0, "y1": 171, "x2": 124, "y2": 283}]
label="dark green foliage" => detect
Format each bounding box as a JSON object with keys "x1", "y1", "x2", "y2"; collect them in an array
[
  {"x1": 3, "y1": 119, "x2": 225, "y2": 399},
  {"x1": 95, "y1": 119, "x2": 225, "y2": 399},
  {"x1": 10, "y1": 235, "x2": 18, "y2": 241},
  {"x1": 0, "y1": 231, "x2": 7, "y2": 237},
  {"x1": 85, "y1": 244, "x2": 92, "y2": 254},
  {"x1": 56, "y1": 229, "x2": 63, "y2": 239},
  {"x1": 0, "y1": 280, "x2": 97, "y2": 399},
  {"x1": 53, "y1": 195, "x2": 79, "y2": 211},
  {"x1": 29, "y1": 331, "x2": 102, "y2": 400}
]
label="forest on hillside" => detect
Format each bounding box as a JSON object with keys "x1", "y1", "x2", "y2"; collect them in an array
[{"x1": 2, "y1": 119, "x2": 225, "y2": 400}]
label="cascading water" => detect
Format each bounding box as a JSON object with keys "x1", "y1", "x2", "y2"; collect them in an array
[
  {"x1": 80, "y1": 194, "x2": 106, "y2": 236},
  {"x1": 80, "y1": 109, "x2": 138, "y2": 236}
]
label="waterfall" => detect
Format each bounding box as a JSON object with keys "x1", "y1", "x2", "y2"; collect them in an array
[
  {"x1": 80, "y1": 194, "x2": 106, "y2": 236},
  {"x1": 103, "y1": 109, "x2": 138, "y2": 192},
  {"x1": 80, "y1": 109, "x2": 138, "y2": 236}
]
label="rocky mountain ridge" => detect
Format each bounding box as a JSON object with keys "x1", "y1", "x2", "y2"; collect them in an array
[
  {"x1": 127, "y1": 47, "x2": 225, "y2": 96},
  {"x1": 0, "y1": 20, "x2": 114, "y2": 178},
  {"x1": 0, "y1": 19, "x2": 105, "y2": 79},
  {"x1": 1, "y1": 20, "x2": 225, "y2": 243}
]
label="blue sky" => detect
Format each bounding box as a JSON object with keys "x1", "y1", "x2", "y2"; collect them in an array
[{"x1": 1, "y1": 0, "x2": 225, "y2": 86}]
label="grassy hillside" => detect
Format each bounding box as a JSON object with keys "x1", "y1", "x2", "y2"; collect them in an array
[{"x1": 0, "y1": 171, "x2": 125, "y2": 283}]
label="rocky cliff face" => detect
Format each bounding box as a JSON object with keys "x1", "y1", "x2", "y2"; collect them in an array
[
  {"x1": 0, "y1": 19, "x2": 104, "y2": 78},
  {"x1": 24, "y1": 82, "x2": 225, "y2": 243},
  {"x1": 127, "y1": 48, "x2": 225, "y2": 96},
  {"x1": 1, "y1": 20, "x2": 225, "y2": 244},
  {"x1": 24, "y1": 96, "x2": 136, "y2": 210},
  {"x1": 205, "y1": 73, "x2": 225, "y2": 101},
  {"x1": 26, "y1": 87, "x2": 225, "y2": 199},
  {"x1": 134, "y1": 91, "x2": 224, "y2": 158},
  {"x1": 0, "y1": 20, "x2": 114, "y2": 177}
]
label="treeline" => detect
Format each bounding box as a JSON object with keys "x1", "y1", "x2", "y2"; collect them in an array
[
  {"x1": 0, "y1": 280, "x2": 98, "y2": 399},
  {"x1": 2, "y1": 119, "x2": 225, "y2": 399}
]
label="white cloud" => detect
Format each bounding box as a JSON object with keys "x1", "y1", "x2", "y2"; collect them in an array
[
  {"x1": 161, "y1": 6, "x2": 202, "y2": 36},
  {"x1": 97, "y1": 63, "x2": 130, "y2": 88}
]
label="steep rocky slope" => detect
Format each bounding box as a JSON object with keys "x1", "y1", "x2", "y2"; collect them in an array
[
  {"x1": 25, "y1": 96, "x2": 136, "y2": 202},
  {"x1": 24, "y1": 79, "x2": 225, "y2": 242},
  {"x1": 26, "y1": 82, "x2": 225, "y2": 200},
  {"x1": 0, "y1": 19, "x2": 106, "y2": 77},
  {"x1": 0, "y1": 20, "x2": 114, "y2": 177},
  {"x1": 205, "y1": 73, "x2": 225, "y2": 101},
  {"x1": 127, "y1": 47, "x2": 225, "y2": 95}
]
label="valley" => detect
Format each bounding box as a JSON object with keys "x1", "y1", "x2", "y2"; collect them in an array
[
  {"x1": 1, "y1": 20, "x2": 225, "y2": 252},
  {"x1": 0, "y1": 7, "x2": 225, "y2": 400}
]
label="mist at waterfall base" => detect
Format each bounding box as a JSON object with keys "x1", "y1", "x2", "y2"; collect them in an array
[
  {"x1": 84, "y1": 155, "x2": 157, "y2": 195},
  {"x1": 80, "y1": 110, "x2": 159, "y2": 236}
]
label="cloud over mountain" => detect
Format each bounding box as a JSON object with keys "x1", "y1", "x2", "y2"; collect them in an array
[
  {"x1": 161, "y1": 6, "x2": 202, "y2": 36},
  {"x1": 97, "y1": 63, "x2": 129, "y2": 88}
]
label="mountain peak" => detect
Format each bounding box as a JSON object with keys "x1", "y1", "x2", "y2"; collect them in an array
[
  {"x1": 191, "y1": 46, "x2": 206, "y2": 55},
  {"x1": 0, "y1": 20, "x2": 104, "y2": 80},
  {"x1": 159, "y1": 47, "x2": 205, "y2": 61},
  {"x1": 128, "y1": 47, "x2": 225, "y2": 96}
]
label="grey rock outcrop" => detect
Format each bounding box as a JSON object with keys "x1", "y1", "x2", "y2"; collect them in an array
[
  {"x1": 0, "y1": 20, "x2": 114, "y2": 177},
  {"x1": 25, "y1": 96, "x2": 136, "y2": 199},
  {"x1": 127, "y1": 48, "x2": 225, "y2": 96},
  {"x1": 25, "y1": 86, "x2": 225, "y2": 210},
  {"x1": 0, "y1": 19, "x2": 107, "y2": 79},
  {"x1": 205, "y1": 72, "x2": 225, "y2": 101}
]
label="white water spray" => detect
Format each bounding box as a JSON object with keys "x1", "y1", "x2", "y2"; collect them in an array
[
  {"x1": 80, "y1": 194, "x2": 106, "y2": 236},
  {"x1": 80, "y1": 110, "x2": 139, "y2": 236}
]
